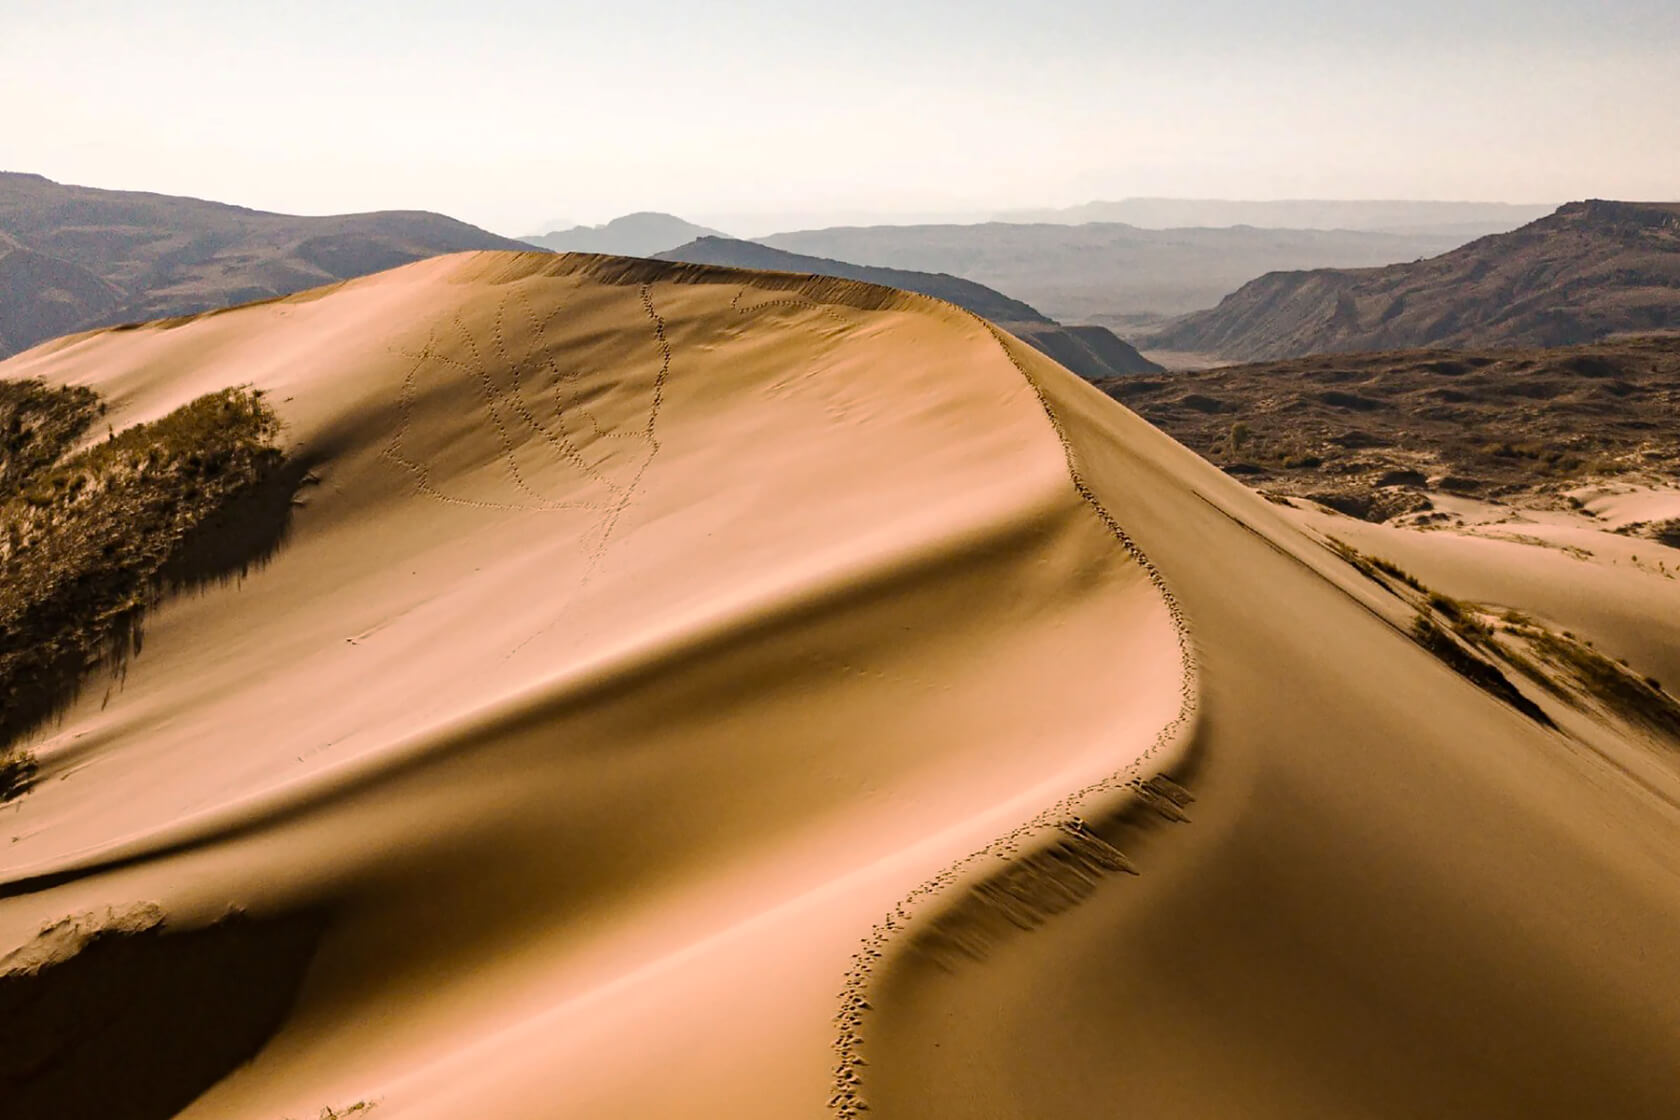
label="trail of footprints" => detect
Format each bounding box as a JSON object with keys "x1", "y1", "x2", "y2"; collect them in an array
[
  {"x1": 826, "y1": 320, "x2": 1203, "y2": 1118},
  {"x1": 732, "y1": 285, "x2": 858, "y2": 330},
  {"x1": 379, "y1": 280, "x2": 672, "y2": 546},
  {"x1": 579, "y1": 284, "x2": 672, "y2": 574},
  {"x1": 380, "y1": 332, "x2": 557, "y2": 516}
]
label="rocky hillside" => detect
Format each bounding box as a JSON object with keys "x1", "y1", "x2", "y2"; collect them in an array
[
  {"x1": 659, "y1": 237, "x2": 1162, "y2": 378},
  {"x1": 1102, "y1": 334, "x2": 1680, "y2": 521},
  {"x1": 1145, "y1": 201, "x2": 1680, "y2": 361},
  {"x1": 0, "y1": 172, "x2": 531, "y2": 357}
]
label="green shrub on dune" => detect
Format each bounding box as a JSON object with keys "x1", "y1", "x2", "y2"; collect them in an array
[{"x1": 0, "y1": 383, "x2": 287, "y2": 797}]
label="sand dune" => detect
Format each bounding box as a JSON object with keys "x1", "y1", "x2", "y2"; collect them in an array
[{"x1": 2, "y1": 252, "x2": 1678, "y2": 1118}]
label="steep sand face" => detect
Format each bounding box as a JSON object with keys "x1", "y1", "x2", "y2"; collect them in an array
[
  {"x1": 0, "y1": 253, "x2": 1185, "y2": 1118},
  {"x1": 3, "y1": 251, "x2": 1678, "y2": 1119},
  {"x1": 865, "y1": 336, "x2": 1680, "y2": 1117}
]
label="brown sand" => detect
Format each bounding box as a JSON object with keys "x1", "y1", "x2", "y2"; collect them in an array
[{"x1": 1, "y1": 251, "x2": 1677, "y2": 1118}]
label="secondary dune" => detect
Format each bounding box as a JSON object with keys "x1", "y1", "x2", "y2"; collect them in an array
[{"x1": 1, "y1": 250, "x2": 1677, "y2": 1118}]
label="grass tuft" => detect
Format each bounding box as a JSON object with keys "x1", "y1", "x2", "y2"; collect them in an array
[
  {"x1": 1410, "y1": 614, "x2": 1555, "y2": 727},
  {"x1": 1527, "y1": 629, "x2": 1680, "y2": 740}
]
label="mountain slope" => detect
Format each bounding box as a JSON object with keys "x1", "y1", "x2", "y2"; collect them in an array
[
  {"x1": 758, "y1": 221, "x2": 1480, "y2": 326},
  {"x1": 0, "y1": 252, "x2": 1676, "y2": 1119},
  {"x1": 523, "y1": 212, "x2": 722, "y2": 256},
  {"x1": 0, "y1": 238, "x2": 125, "y2": 357},
  {"x1": 658, "y1": 236, "x2": 1161, "y2": 377},
  {"x1": 1146, "y1": 200, "x2": 1680, "y2": 360},
  {"x1": 0, "y1": 172, "x2": 532, "y2": 357}
]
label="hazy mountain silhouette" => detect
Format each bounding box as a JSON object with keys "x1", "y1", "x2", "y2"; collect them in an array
[
  {"x1": 659, "y1": 236, "x2": 1162, "y2": 378},
  {"x1": 1144, "y1": 201, "x2": 1680, "y2": 361},
  {"x1": 0, "y1": 172, "x2": 531, "y2": 357},
  {"x1": 757, "y1": 221, "x2": 1481, "y2": 327},
  {"x1": 996, "y1": 198, "x2": 1553, "y2": 237},
  {"x1": 524, "y1": 212, "x2": 723, "y2": 257}
]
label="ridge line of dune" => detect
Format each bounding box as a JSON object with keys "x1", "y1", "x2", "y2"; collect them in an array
[
  {"x1": 457, "y1": 250, "x2": 976, "y2": 321},
  {"x1": 826, "y1": 320, "x2": 1201, "y2": 1118},
  {"x1": 12, "y1": 249, "x2": 978, "y2": 369}
]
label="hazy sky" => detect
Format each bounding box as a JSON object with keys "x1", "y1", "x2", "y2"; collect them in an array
[{"x1": 4, "y1": 1, "x2": 1677, "y2": 235}]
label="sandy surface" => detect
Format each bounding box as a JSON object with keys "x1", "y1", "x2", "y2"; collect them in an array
[
  {"x1": 1, "y1": 253, "x2": 1183, "y2": 1119},
  {"x1": 867, "y1": 354, "x2": 1680, "y2": 1116},
  {"x1": 2, "y1": 251, "x2": 1678, "y2": 1118}
]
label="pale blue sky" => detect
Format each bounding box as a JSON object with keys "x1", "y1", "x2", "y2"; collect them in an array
[{"x1": 3, "y1": 1, "x2": 1676, "y2": 234}]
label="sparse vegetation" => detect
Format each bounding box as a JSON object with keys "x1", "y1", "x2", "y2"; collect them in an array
[
  {"x1": 1372, "y1": 557, "x2": 1425, "y2": 592},
  {"x1": 1328, "y1": 538, "x2": 1680, "y2": 740},
  {"x1": 1100, "y1": 335, "x2": 1680, "y2": 521},
  {"x1": 0, "y1": 748, "x2": 36, "y2": 802},
  {"x1": 1410, "y1": 614, "x2": 1554, "y2": 727},
  {"x1": 1523, "y1": 627, "x2": 1680, "y2": 740},
  {"x1": 0, "y1": 384, "x2": 288, "y2": 794},
  {"x1": 1615, "y1": 518, "x2": 1680, "y2": 549},
  {"x1": 0, "y1": 379, "x2": 103, "y2": 495},
  {"x1": 1325, "y1": 538, "x2": 1425, "y2": 595}
]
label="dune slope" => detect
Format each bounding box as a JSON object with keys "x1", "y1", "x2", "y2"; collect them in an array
[{"x1": 0, "y1": 252, "x2": 1185, "y2": 1119}]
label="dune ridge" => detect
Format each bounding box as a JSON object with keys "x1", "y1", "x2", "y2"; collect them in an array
[{"x1": 825, "y1": 316, "x2": 1202, "y2": 1115}]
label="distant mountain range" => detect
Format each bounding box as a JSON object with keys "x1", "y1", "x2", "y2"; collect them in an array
[
  {"x1": 756, "y1": 222, "x2": 1481, "y2": 327},
  {"x1": 996, "y1": 198, "x2": 1554, "y2": 237},
  {"x1": 0, "y1": 172, "x2": 530, "y2": 358},
  {"x1": 11, "y1": 176, "x2": 1673, "y2": 378},
  {"x1": 523, "y1": 212, "x2": 723, "y2": 257},
  {"x1": 1144, "y1": 201, "x2": 1680, "y2": 361},
  {"x1": 657, "y1": 237, "x2": 1161, "y2": 378}
]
